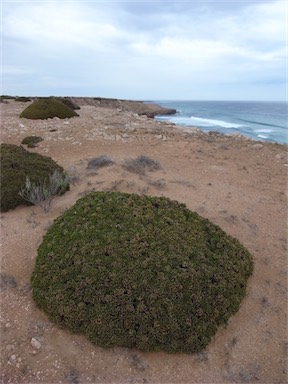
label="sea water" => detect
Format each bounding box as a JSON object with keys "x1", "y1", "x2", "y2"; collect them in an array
[{"x1": 154, "y1": 101, "x2": 287, "y2": 144}]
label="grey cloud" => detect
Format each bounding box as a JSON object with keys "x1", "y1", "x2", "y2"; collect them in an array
[{"x1": 2, "y1": 0, "x2": 286, "y2": 100}]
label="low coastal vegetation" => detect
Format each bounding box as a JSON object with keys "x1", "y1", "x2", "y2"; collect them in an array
[
  {"x1": 32, "y1": 191, "x2": 253, "y2": 354},
  {"x1": 0, "y1": 143, "x2": 69, "y2": 212},
  {"x1": 20, "y1": 97, "x2": 79, "y2": 120},
  {"x1": 19, "y1": 169, "x2": 70, "y2": 213},
  {"x1": 123, "y1": 155, "x2": 161, "y2": 175},
  {"x1": 21, "y1": 136, "x2": 44, "y2": 148},
  {"x1": 15, "y1": 96, "x2": 32, "y2": 102},
  {"x1": 87, "y1": 155, "x2": 115, "y2": 170}
]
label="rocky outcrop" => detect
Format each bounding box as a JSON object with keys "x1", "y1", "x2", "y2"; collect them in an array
[{"x1": 72, "y1": 97, "x2": 176, "y2": 118}]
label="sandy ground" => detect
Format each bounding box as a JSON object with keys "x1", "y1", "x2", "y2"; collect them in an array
[{"x1": 0, "y1": 100, "x2": 287, "y2": 384}]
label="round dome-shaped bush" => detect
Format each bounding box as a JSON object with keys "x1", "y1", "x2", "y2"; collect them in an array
[
  {"x1": 32, "y1": 192, "x2": 253, "y2": 353},
  {"x1": 0, "y1": 143, "x2": 69, "y2": 212},
  {"x1": 20, "y1": 98, "x2": 79, "y2": 119}
]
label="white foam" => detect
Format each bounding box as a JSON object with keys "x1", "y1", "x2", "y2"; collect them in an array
[
  {"x1": 190, "y1": 116, "x2": 242, "y2": 129},
  {"x1": 255, "y1": 128, "x2": 273, "y2": 133},
  {"x1": 159, "y1": 117, "x2": 192, "y2": 125}
]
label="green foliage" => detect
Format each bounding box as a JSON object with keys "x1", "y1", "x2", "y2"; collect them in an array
[
  {"x1": 0, "y1": 95, "x2": 31, "y2": 102},
  {"x1": 0, "y1": 95, "x2": 14, "y2": 100},
  {"x1": 0, "y1": 143, "x2": 69, "y2": 212},
  {"x1": 21, "y1": 136, "x2": 44, "y2": 148},
  {"x1": 15, "y1": 96, "x2": 31, "y2": 102},
  {"x1": 32, "y1": 191, "x2": 253, "y2": 354},
  {"x1": 19, "y1": 98, "x2": 79, "y2": 120}
]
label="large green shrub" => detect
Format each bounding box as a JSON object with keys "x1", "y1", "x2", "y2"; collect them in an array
[
  {"x1": 0, "y1": 143, "x2": 69, "y2": 212},
  {"x1": 32, "y1": 192, "x2": 253, "y2": 353},
  {"x1": 20, "y1": 98, "x2": 79, "y2": 120}
]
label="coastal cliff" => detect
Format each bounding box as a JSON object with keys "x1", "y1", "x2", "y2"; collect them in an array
[{"x1": 71, "y1": 96, "x2": 177, "y2": 117}]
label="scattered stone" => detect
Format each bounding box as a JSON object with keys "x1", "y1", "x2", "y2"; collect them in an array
[
  {"x1": 28, "y1": 320, "x2": 51, "y2": 336},
  {"x1": 30, "y1": 338, "x2": 41, "y2": 350},
  {"x1": 276, "y1": 153, "x2": 286, "y2": 160},
  {"x1": 9, "y1": 355, "x2": 17, "y2": 363},
  {"x1": 6, "y1": 344, "x2": 14, "y2": 352},
  {"x1": 252, "y1": 143, "x2": 263, "y2": 149}
]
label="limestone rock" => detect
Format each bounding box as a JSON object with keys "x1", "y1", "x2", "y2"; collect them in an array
[{"x1": 30, "y1": 338, "x2": 41, "y2": 350}]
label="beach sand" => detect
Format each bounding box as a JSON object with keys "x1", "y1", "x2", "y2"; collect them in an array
[{"x1": 1, "y1": 100, "x2": 287, "y2": 383}]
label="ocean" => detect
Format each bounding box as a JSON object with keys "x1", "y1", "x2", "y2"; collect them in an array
[{"x1": 153, "y1": 101, "x2": 287, "y2": 144}]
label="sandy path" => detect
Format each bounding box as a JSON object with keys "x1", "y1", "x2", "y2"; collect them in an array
[{"x1": 0, "y1": 101, "x2": 287, "y2": 383}]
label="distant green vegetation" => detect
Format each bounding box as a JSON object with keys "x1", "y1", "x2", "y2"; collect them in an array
[
  {"x1": 20, "y1": 98, "x2": 79, "y2": 120},
  {"x1": 32, "y1": 191, "x2": 253, "y2": 353},
  {"x1": 0, "y1": 95, "x2": 31, "y2": 102},
  {"x1": 15, "y1": 96, "x2": 32, "y2": 102},
  {"x1": 0, "y1": 95, "x2": 15, "y2": 100},
  {"x1": 0, "y1": 143, "x2": 69, "y2": 212}
]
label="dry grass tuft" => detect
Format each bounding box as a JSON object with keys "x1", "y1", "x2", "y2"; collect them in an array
[
  {"x1": 123, "y1": 155, "x2": 161, "y2": 175},
  {"x1": 87, "y1": 155, "x2": 115, "y2": 170}
]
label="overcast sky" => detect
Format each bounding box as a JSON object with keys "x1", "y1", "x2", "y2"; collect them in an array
[{"x1": 2, "y1": 0, "x2": 286, "y2": 101}]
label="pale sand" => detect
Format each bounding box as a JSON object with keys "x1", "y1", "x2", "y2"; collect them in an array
[{"x1": 0, "y1": 100, "x2": 287, "y2": 383}]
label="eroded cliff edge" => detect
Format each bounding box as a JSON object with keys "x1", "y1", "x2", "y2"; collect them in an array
[{"x1": 72, "y1": 97, "x2": 177, "y2": 117}]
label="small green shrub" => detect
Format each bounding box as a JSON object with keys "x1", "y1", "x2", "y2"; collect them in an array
[
  {"x1": 21, "y1": 136, "x2": 44, "y2": 148},
  {"x1": 20, "y1": 98, "x2": 79, "y2": 120},
  {"x1": 0, "y1": 143, "x2": 69, "y2": 212},
  {"x1": 32, "y1": 191, "x2": 253, "y2": 354}
]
